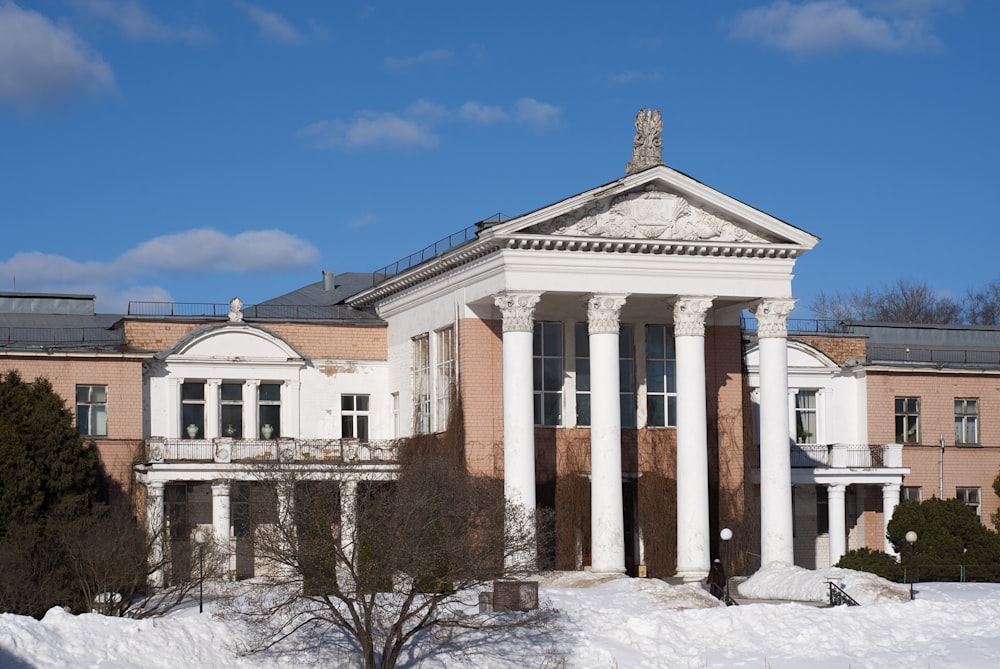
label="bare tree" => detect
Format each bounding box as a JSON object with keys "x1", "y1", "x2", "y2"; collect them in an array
[
  {"x1": 965, "y1": 280, "x2": 1000, "y2": 325},
  {"x1": 224, "y1": 451, "x2": 551, "y2": 669},
  {"x1": 810, "y1": 279, "x2": 962, "y2": 324}
]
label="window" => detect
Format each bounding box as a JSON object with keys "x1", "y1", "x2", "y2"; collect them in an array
[
  {"x1": 955, "y1": 398, "x2": 979, "y2": 445},
  {"x1": 816, "y1": 486, "x2": 829, "y2": 535},
  {"x1": 341, "y1": 394, "x2": 370, "y2": 440},
  {"x1": 900, "y1": 486, "x2": 921, "y2": 503},
  {"x1": 258, "y1": 383, "x2": 281, "y2": 439},
  {"x1": 645, "y1": 325, "x2": 677, "y2": 427},
  {"x1": 795, "y1": 391, "x2": 817, "y2": 444},
  {"x1": 574, "y1": 322, "x2": 635, "y2": 428},
  {"x1": 392, "y1": 392, "x2": 400, "y2": 438},
  {"x1": 232, "y1": 483, "x2": 252, "y2": 538},
  {"x1": 957, "y1": 487, "x2": 981, "y2": 516},
  {"x1": 220, "y1": 382, "x2": 243, "y2": 438},
  {"x1": 435, "y1": 326, "x2": 455, "y2": 431},
  {"x1": 76, "y1": 384, "x2": 107, "y2": 437},
  {"x1": 895, "y1": 397, "x2": 920, "y2": 444},
  {"x1": 182, "y1": 382, "x2": 205, "y2": 439},
  {"x1": 533, "y1": 321, "x2": 563, "y2": 426},
  {"x1": 412, "y1": 334, "x2": 431, "y2": 434},
  {"x1": 164, "y1": 483, "x2": 188, "y2": 539}
]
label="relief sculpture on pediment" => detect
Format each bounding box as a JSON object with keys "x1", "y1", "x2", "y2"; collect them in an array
[{"x1": 536, "y1": 188, "x2": 773, "y2": 242}]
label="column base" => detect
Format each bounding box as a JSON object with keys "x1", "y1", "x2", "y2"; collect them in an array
[
  {"x1": 589, "y1": 566, "x2": 627, "y2": 576},
  {"x1": 674, "y1": 568, "x2": 709, "y2": 583}
]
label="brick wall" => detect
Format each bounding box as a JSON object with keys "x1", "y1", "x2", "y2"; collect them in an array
[
  {"x1": 458, "y1": 317, "x2": 503, "y2": 477},
  {"x1": 794, "y1": 335, "x2": 866, "y2": 365},
  {"x1": 123, "y1": 319, "x2": 388, "y2": 360}
]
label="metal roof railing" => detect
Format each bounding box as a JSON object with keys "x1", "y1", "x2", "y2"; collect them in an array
[
  {"x1": 741, "y1": 317, "x2": 848, "y2": 335},
  {"x1": 126, "y1": 302, "x2": 379, "y2": 321},
  {"x1": 371, "y1": 213, "x2": 507, "y2": 284}
]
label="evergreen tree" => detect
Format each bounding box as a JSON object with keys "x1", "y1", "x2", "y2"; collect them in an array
[{"x1": 0, "y1": 371, "x2": 98, "y2": 535}]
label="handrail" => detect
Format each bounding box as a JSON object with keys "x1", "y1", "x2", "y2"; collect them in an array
[
  {"x1": 827, "y1": 581, "x2": 859, "y2": 606},
  {"x1": 708, "y1": 581, "x2": 738, "y2": 606}
]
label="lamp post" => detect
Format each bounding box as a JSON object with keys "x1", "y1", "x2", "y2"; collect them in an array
[
  {"x1": 905, "y1": 530, "x2": 918, "y2": 601},
  {"x1": 720, "y1": 527, "x2": 733, "y2": 601},
  {"x1": 194, "y1": 528, "x2": 208, "y2": 613}
]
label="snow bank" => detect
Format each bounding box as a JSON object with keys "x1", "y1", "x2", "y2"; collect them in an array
[{"x1": 737, "y1": 562, "x2": 910, "y2": 604}]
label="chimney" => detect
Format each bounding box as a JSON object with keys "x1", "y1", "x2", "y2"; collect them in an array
[{"x1": 322, "y1": 270, "x2": 336, "y2": 291}]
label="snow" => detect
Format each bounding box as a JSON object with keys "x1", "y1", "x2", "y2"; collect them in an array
[{"x1": 3, "y1": 564, "x2": 1000, "y2": 668}]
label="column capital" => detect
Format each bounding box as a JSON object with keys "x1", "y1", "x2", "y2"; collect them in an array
[
  {"x1": 212, "y1": 479, "x2": 232, "y2": 496},
  {"x1": 753, "y1": 298, "x2": 796, "y2": 338},
  {"x1": 494, "y1": 292, "x2": 542, "y2": 332},
  {"x1": 827, "y1": 483, "x2": 847, "y2": 494},
  {"x1": 673, "y1": 296, "x2": 715, "y2": 337},
  {"x1": 882, "y1": 482, "x2": 901, "y2": 494},
  {"x1": 147, "y1": 480, "x2": 165, "y2": 494},
  {"x1": 586, "y1": 294, "x2": 628, "y2": 334}
]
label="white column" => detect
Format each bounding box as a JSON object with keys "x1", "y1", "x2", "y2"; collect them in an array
[
  {"x1": 588, "y1": 294, "x2": 628, "y2": 574},
  {"x1": 245, "y1": 380, "x2": 260, "y2": 438},
  {"x1": 146, "y1": 481, "x2": 165, "y2": 587},
  {"x1": 276, "y1": 481, "x2": 294, "y2": 567},
  {"x1": 340, "y1": 480, "x2": 358, "y2": 561},
  {"x1": 754, "y1": 298, "x2": 796, "y2": 566},
  {"x1": 882, "y1": 482, "x2": 901, "y2": 557},
  {"x1": 212, "y1": 480, "x2": 232, "y2": 578},
  {"x1": 828, "y1": 483, "x2": 847, "y2": 566},
  {"x1": 494, "y1": 292, "x2": 542, "y2": 572},
  {"x1": 673, "y1": 296, "x2": 714, "y2": 581},
  {"x1": 206, "y1": 380, "x2": 221, "y2": 439}
]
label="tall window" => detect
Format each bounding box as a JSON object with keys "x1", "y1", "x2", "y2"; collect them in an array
[
  {"x1": 816, "y1": 486, "x2": 829, "y2": 535},
  {"x1": 795, "y1": 390, "x2": 818, "y2": 444},
  {"x1": 258, "y1": 383, "x2": 281, "y2": 439},
  {"x1": 533, "y1": 321, "x2": 563, "y2": 426},
  {"x1": 181, "y1": 381, "x2": 205, "y2": 439},
  {"x1": 957, "y1": 487, "x2": 981, "y2": 516},
  {"x1": 895, "y1": 397, "x2": 920, "y2": 444},
  {"x1": 220, "y1": 382, "x2": 243, "y2": 438},
  {"x1": 76, "y1": 384, "x2": 107, "y2": 437},
  {"x1": 341, "y1": 394, "x2": 370, "y2": 440},
  {"x1": 232, "y1": 482, "x2": 252, "y2": 538},
  {"x1": 574, "y1": 322, "x2": 635, "y2": 428},
  {"x1": 645, "y1": 324, "x2": 677, "y2": 427},
  {"x1": 435, "y1": 326, "x2": 455, "y2": 431},
  {"x1": 412, "y1": 334, "x2": 431, "y2": 434},
  {"x1": 955, "y1": 398, "x2": 979, "y2": 445},
  {"x1": 164, "y1": 483, "x2": 188, "y2": 539}
]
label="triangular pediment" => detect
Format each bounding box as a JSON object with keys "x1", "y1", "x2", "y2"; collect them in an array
[{"x1": 487, "y1": 165, "x2": 818, "y2": 249}]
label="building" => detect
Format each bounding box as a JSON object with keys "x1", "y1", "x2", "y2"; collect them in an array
[{"x1": 3, "y1": 110, "x2": 837, "y2": 582}]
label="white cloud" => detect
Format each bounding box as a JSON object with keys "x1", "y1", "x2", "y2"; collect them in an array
[
  {"x1": 383, "y1": 49, "x2": 453, "y2": 69},
  {"x1": 607, "y1": 70, "x2": 662, "y2": 85},
  {"x1": 515, "y1": 98, "x2": 561, "y2": 129},
  {"x1": 346, "y1": 213, "x2": 378, "y2": 229},
  {"x1": 0, "y1": 229, "x2": 320, "y2": 311},
  {"x1": 237, "y1": 2, "x2": 304, "y2": 45},
  {"x1": 300, "y1": 98, "x2": 561, "y2": 151},
  {"x1": 458, "y1": 101, "x2": 508, "y2": 124},
  {"x1": 77, "y1": 0, "x2": 212, "y2": 45},
  {"x1": 0, "y1": 2, "x2": 116, "y2": 114},
  {"x1": 727, "y1": 0, "x2": 954, "y2": 55}
]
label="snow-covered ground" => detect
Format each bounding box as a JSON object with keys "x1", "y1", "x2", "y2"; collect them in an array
[{"x1": 2, "y1": 564, "x2": 999, "y2": 668}]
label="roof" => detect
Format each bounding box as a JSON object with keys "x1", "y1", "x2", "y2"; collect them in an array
[{"x1": 259, "y1": 272, "x2": 378, "y2": 306}]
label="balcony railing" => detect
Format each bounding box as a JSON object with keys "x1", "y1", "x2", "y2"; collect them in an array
[
  {"x1": 145, "y1": 437, "x2": 401, "y2": 464},
  {"x1": 790, "y1": 443, "x2": 903, "y2": 469}
]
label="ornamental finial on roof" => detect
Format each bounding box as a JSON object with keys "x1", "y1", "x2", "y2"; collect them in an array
[
  {"x1": 228, "y1": 296, "x2": 244, "y2": 323},
  {"x1": 625, "y1": 107, "x2": 663, "y2": 175}
]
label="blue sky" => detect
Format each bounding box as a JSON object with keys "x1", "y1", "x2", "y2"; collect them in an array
[{"x1": 1, "y1": 1, "x2": 996, "y2": 315}]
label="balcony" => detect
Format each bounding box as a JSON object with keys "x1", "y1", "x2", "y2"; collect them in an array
[
  {"x1": 790, "y1": 443, "x2": 904, "y2": 469},
  {"x1": 144, "y1": 437, "x2": 401, "y2": 465}
]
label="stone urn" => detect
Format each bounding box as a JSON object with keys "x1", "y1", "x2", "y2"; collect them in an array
[
  {"x1": 261, "y1": 423, "x2": 274, "y2": 440},
  {"x1": 186, "y1": 423, "x2": 200, "y2": 439}
]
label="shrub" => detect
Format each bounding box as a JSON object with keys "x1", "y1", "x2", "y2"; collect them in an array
[{"x1": 836, "y1": 547, "x2": 903, "y2": 582}]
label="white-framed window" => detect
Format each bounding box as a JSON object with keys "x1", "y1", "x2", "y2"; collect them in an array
[
  {"x1": 220, "y1": 381, "x2": 243, "y2": 438},
  {"x1": 816, "y1": 486, "x2": 829, "y2": 535},
  {"x1": 957, "y1": 486, "x2": 981, "y2": 516},
  {"x1": 533, "y1": 321, "x2": 563, "y2": 426},
  {"x1": 412, "y1": 334, "x2": 431, "y2": 434},
  {"x1": 164, "y1": 483, "x2": 188, "y2": 539},
  {"x1": 795, "y1": 390, "x2": 818, "y2": 444},
  {"x1": 955, "y1": 398, "x2": 979, "y2": 445},
  {"x1": 258, "y1": 383, "x2": 281, "y2": 439},
  {"x1": 574, "y1": 322, "x2": 635, "y2": 428},
  {"x1": 434, "y1": 326, "x2": 455, "y2": 431},
  {"x1": 900, "y1": 486, "x2": 921, "y2": 503},
  {"x1": 895, "y1": 397, "x2": 920, "y2": 444},
  {"x1": 341, "y1": 394, "x2": 370, "y2": 440},
  {"x1": 645, "y1": 324, "x2": 676, "y2": 427},
  {"x1": 76, "y1": 384, "x2": 108, "y2": 437},
  {"x1": 181, "y1": 381, "x2": 206, "y2": 439}
]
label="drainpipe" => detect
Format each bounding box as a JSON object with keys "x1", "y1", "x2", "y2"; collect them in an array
[{"x1": 939, "y1": 434, "x2": 945, "y2": 498}]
